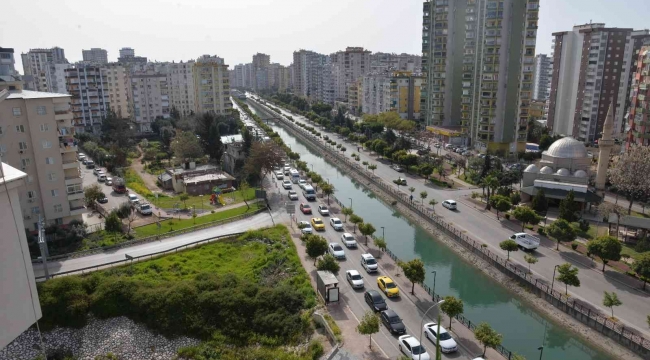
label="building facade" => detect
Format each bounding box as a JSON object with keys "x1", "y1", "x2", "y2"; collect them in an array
[
  {"x1": 331, "y1": 47, "x2": 371, "y2": 102},
  {"x1": 1, "y1": 47, "x2": 23, "y2": 91},
  {"x1": 82, "y1": 48, "x2": 108, "y2": 65},
  {"x1": 162, "y1": 61, "x2": 195, "y2": 117},
  {"x1": 128, "y1": 71, "x2": 169, "y2": 132},
  {"x1": 101, "y1": 63, "x2": 130, "y2": 118},
  {"x1": 533, "y1": 54, "x2": 552, "y2": 101},
  {"x1": 421, "y1": 0, "x2": 539, "y2": 152},
  {"x1": 547, "y1": 23, "x2": 635, "y2": 142},
  {"x1": 21, "y1": 47, "x2": 68, "y2": 92},
  {"x1": 293, "y1": 50, "x2": 329, "y2": 102},
  {"x1": 362, "y1": 71, "x2": 423, "y2": 120},
  {"x1": 625, "y1": 42, "x2": 650, "y2": 147},
  {"x1": 64, "y1": 65, "x2": 110, "y2": 133},
  {"x1": 0, "y1": 90, "x2": 84, "y2": 229},
  {"x1": 362, "y1": 73, "x2": 391, "y2": 115},
  {"x1": 192, "y1": 55, "x2": 232, "y2": 115},
  {"x1": 370, "y1": 52, "x2": 422, "y2": 74}
]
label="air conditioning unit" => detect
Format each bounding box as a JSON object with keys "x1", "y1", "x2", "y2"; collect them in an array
[{"x1": 24, "y1": 215, "x2": 31, "y2": 220}]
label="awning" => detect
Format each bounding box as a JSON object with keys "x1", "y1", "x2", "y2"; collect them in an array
[{"x1": 521, "y1": 186, "x2": 601, "y2": 203}]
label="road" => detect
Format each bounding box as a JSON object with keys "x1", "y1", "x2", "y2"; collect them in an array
[{"x1": 250, "y1": 96, "x2": 650, "y2": 338}]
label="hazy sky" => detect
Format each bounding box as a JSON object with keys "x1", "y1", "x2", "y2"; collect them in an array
[{"x1": 2, "y1": 0, "x2": 649, "y2": 72}]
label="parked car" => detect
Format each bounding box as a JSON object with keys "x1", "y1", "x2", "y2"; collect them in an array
[
  {"x1": 298, "y1": 221, "x2": 313, "y2": 234},
  {"x1": 328, "y1": 242, "x2": 346, "y2": 260},
  {"x1": 434, "y1": 143, "x2": 441, "y2": 148},
  {"x1": 381, "y1": 309, "x2": 406, "y2": 335},
  {"x1": 377, "y1": 276, "x2": 400, "y2": 298},
  {"x1": 423, "y1": 322, "x2": 458, "y2": 353},
  {"x1": 442, "y1": 200, "x2": 457, "y2": 210},
  {"x1": 128, "y1": 193, "x2": 140, "y2": 206},
  {"x1": 282, "y1": 180, "x2": 293, "y2": 189},
  {"x1": 93, "y1": 167, "x2": 101, "y2": 176},
  {"x1": 298, "y1": 179, "x2": 307, "y2": 189},
  {"x1": 98, "y1": 174, "x2": 106, "y2": 182},
  {"x1": 318, "y1": 204, "x2": 329, "y2": 216},
  {"x1": 288, "y1": 190, "x2": 299, "y2": 200},
  {"x1": 346, "y1": 270, "x2": 364, "y2": 289},
  {"x1": 105, "y1": 177, "x2": 113, "y2": 186},
  {"x1": 82, "y1": 159, "x2": 88, "y2": 165},
  {"x1": 98, "y1": 197, "x2": 108, "y2": 204},
  {"x1": 329, "y1": 217, "x2": 343, "y2": 231},
  {"x1": 137, "y1": 203, "x2": 153, "y2": 215},
  {"x1": 300, "y1": 203, "x2": 312, "y2": 214},
  {"x1": 275, "y1": 171, "x2": 284, "y2": 180},
  {"x1": 398, "y1": 335, "x2": 430, "y2": 360},
  {"x1": 311, "y1": 217, "x2": 325, "y2": 231},
  {"x1": 510, "y1": 232, "x2": 540, "y2": 250},
  {"x1": 361, "y1": 253, "x2": 378, "y2": 272},
  {"x1": 391, "y1": 164, "x2": 405, "y2": 172},
  {"x1": 364, "y1": 290, "x2": 388, "y2": 312},
  {"x1": 341, "y1": 233, "x2": 357, "y2": 248}
]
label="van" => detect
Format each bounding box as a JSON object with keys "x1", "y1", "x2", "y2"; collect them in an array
[
  {"x1": 289, "y1": 169, "x2": 300, "y2": 183},
  {"x1": 302, "y1": 185, "x2": 316, "y2": 200},
  {"x1": 361, "y1": 253, "x2": 378, "y2": 273},
  {"x1": 510, "y1": 233, "x2": 540, "y2": 251}
]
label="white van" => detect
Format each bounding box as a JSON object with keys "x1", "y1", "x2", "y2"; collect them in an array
[
  {"x1": 302, "y1": 185, "x2": 316, "y2": 200},
  {"x1": 510, "y1": 233, "x2": 540, "y2": 251},
  {"x1": 289, "y1": 169, "x2": 300, "y2": 183}
]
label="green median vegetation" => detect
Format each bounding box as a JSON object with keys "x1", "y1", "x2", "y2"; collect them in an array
[
  {"x1": 146, "y1": 188, "x2": 256, "y2": 210},
  {"x1": 38, "y1": 225, "x2": 321, "y2": 360},
  {"x1": 122, "y1": 168, "x2": 152, "y2": 197}
]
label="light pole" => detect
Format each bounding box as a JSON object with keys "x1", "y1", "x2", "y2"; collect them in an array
[
  {"x1": 431, "y1": 271, "x2": 437, "y2": 296},
  {"x1": 538, "y1": 346, "x2": 544, "y2": 360},
  {"x1": 381, "y1": 226, "x2": 385, "y2": 241},
  {"x1": 551, "y1": 265, "x2": 560, "y2": 292},
  {"x1": 348, "y1": 197, "x2": 352, "y2": 210},
  {"x1": 311, "y1": 164, "x2": 314, "y2": 172},
  {"x1": 419, "y1": 300, "x2": 445, "y2": 360},
  {"x1": 199, "y1": 194, "x2": 204, "y2": 211}
]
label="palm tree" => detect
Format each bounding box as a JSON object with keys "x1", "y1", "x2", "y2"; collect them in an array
[{"x1": 483, "y1": 175, "x2": 499, "y2": 210}]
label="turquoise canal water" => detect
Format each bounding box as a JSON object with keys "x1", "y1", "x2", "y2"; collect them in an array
[{"x1": 244, "y1": 101, "x2": 611, "y2": 360}]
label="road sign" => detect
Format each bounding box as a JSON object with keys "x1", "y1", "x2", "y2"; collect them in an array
[{"x1": 285, "y1": 203, "x2": 296, "y2": 214}]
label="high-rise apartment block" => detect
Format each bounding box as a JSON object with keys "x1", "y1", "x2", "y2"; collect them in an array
[
  {"x1": 623, "y1": 30, "x2": 650, "y2": 125},
  {"x1": 192, "y1": 55, "x2": 232, "y2": 115},
  {"x1": 64, "y1": 65, "x2": 110, "y2": 134},
  {"x1": 21, "y1": 47, "x2": 68, "y2": 92},
  {"x1": 117, "y1": 47, "x2": 147, "y2": 65},
  {"x1": 119, "y1": 47, "x2": 135, "y2": 58},
  {"x1": 162, "y1": 61, "x2": 196, "y2": 117},
  {"x1": 533, "y1": 54, "x2": 552, "y2": 101},
  {"x1": 0, "y1": 47, "x2": 23, "y2": 91},
  {"x1": 362, "y1": 71, "x2": 423, "y2": 120},
  {"x1": 548, "y1": 23, "x2": 635, "y2": 142},
  {"x1": 422, "y1": 0, "x2": 539, "y2": 152},
  {"x1": 625, "y1": 40, "x2": 650, "y2": 147},
  {"x1": 82, "y1": 48, "x2": 108, "y2": 65},
  {"x1": 252, "y1": 53, "x2": 271, "y2": 91},
  {"x1": 331, "y1": 47, "x2": 371, "y2": 102},
  {"x1": 293, "y1": 50, "x2": 329, "y2": 103},
  {"x1": 0, "y1": 90, "x2": 84, "y2": 229},
  {"x1": 101, "y1": 63, "x2": 130, "y2": 118},
  {"x1": 370, "y1": 53, "x2": 422, "y2": 74},
  {"x1": 128, "y1": 71, "x2": 169, "y2": 132},
  {"x1": 232, "y1": 64, "x2": 246, "y2": 88}
]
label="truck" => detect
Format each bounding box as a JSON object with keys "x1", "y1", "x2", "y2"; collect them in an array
[
  {"x1": 112, "y1": 177, "x2": 127, "y2": 194},
  {"x1": 509, "y1": 232, "x2": 540, "y2": 251}
]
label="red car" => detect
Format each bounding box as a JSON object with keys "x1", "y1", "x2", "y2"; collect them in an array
[{"x1": 300, "y1": 203, "x2": 312, "y2": 214}]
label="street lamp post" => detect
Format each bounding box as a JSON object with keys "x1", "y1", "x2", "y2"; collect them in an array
[
  {"x1": 431, "y1": 271, "x2": 437, "y2": 296},
  {"x1": 199, "y1": 195, "x2": 204, "y2": 211},
  {"x1": 551, "y1": 265, "x2": 560, "y2": 293},
  {"x1": 381, "y1": 226, "x2": 385, "y2": 241},
  {"x1": 538, "y1": 346, "x2": 544, "y2": 360},
  {"x1": 348, "y1": 197, "x2": 352, "y2": 210},
  {"x1": 419, "y1": 300, "x2": 445, "y2": 360}
]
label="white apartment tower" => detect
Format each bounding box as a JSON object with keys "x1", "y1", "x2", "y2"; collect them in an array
[
  {"x1": 64, "y1": 65, "x2": 110, "y2": 134},
  {"x1": 292, "y1": 50, "x2": 329, "y2": 101},
  {"x1": 192, "y1": 55, "x2": 232, "y2": 115},
  {"x1": 21, "y1": 47, "x2": 68, "y2": 92},
  {"x1": 163, "y1": 61, "x2": 196, "y2": 117},
  {"x1": 128, "y1": 71, "x2": 170, "y2": 132},
  {"x1": 82, "y1": 48, "x2": 108, "y2": 65},
  {"x1": 101, "y1": 63, "x2": 130, "y2": 118},
  {"x1": 533, "y1": 54, "x2": 552, "y2": 101},
  {"x1": 331, "y1": 47, "x2": 371, "y2": 102}
]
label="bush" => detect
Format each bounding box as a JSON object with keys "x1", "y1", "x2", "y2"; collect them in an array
[
  {"x1": 579, "y1": 219, "x2": 590, "y2": 232},
  {"x1": 316, "y1": 254, "x2": 340, "y2": 274},
  {"x1": 504, "y1": 213, "x2": 511, "y2": 220},
  {"x1": 538, "y1": 227, "x2": 546, "y2": 236},
  {"x1": 571, "y1": 242, "x2": 579, "y2": 250},
  {"x1": 510, "y1": 192, "x2": 521, "y2": 206},
  {"x1": 308, "y1": 340, "x2": 324, "y2": 359},
  {"x1": 635, "y1": 237, "x2": 650, "y2": 253}
]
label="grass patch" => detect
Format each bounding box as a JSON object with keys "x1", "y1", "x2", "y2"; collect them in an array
[
  {"x1": 621, "y1": 242, "x2": 650, "y2": 261},
  {"x1": 429, "y1": 177, "x2": 453, "y2": 188},
  {"x1": 123, "y1": 168, "x2": 153, "y2": 197},
  {"x1": 134, "y1": 202, "x2": 264, "y2": 238},
  {"x1": 145, "y1": 188, "x2": 256, "y2": 210},
  {"x1": 323, "y1": 314, "x2": 343, "y2": 343},
  {"x1": 571, "y1": 222, "x2": 606, "y2": 240}
]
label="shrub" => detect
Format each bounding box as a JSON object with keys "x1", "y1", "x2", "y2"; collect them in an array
[
  {"x1": 635, "y1": 238, "x2": 650, "y2": 253},
  {"x1": 504, "y1": 213, "x2": 510, "y2": 220},
  {"x1": 571, "y1": 242, "x2": 579, "y2": 250},
  {"x1": 510, "y1": 192, "x2": 521, "y2": 206},
  {"x1": 579, "y1": 219, "x2": 590, "y2": 232},
  {"x1": 316, "y1": 254, "x2": 340, "y2": 274},
  {"x1": 538, "y1": 227, "x2": 546, "y2": 236},
  {"x1": 308, "y1": 339, "x2": 324, "y2": 359}
]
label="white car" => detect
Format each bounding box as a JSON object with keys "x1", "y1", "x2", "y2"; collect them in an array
[
  {"x1": 330, "y1": 217, "x2": 343, "y2": 231},
  {"x1": 275, "y1": 171, "x2": 284, "y2": 180},
  {"x1": 128, "y1": 193, "x2": 140, "y2": 206},
  {"x1": 288, "y1": 190, "x2": 299, "y2": 200},
  {"x1": 298, "y1": 221, "x2": 313, "y2": 234},
  {"x1": 361, "y1": 253, "x2": 378, "y2": 272},
  {"x1": 298, "y1": 179, "x2": 307, "y2": 189},
  {"x1": 423, "y1": 322, "x2": 458, "y2": 353},
  {"x1": 341, "y1": 233, "x2": 357, "y2": 248},
  {"x1": 442, "y1": 200, "x2": 457, "y2": 210},
  {"x1": 282, "y1": 180, "x2": 293, "y2": 189},
  {"x1": 398, "y1": 335, "x2": 430, "y2": 360},
  {"x1": 105, "y1": 177, "x2": 113, "y2": 186},
  {"x1": 318, "y1": 205, "x2": 329, "y2": 216},
  {"x1": 346, "y1": 270, "x2": 364, "y2": 289},
  {"x1": 137, "y1": 203, "x2": 153, "y2": 215},
  {"x1": 328, "y1": 242, "x2": 346, "y2": 260}
]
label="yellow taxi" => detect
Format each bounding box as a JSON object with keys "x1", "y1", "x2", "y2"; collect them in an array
[
  {"x1": 311, "y1": 217, "x2": 326, "y2": 231},
  {"x1": 377, "y1": 276, "x2": 400, "y2": 297}
]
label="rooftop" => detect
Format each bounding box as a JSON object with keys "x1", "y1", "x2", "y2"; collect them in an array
[
  {"x1": 183, "y1": 172, "x2": 234, "y2": 185},
  {"x1": 544, "y1": 137, "x2": 587, "y2": 159},
  {"x1": 221, "y1": 134, "x2": 243, "y2": 144},
  {"x1": 6, "y1": 90, "x2": 70, "y2": 100}
]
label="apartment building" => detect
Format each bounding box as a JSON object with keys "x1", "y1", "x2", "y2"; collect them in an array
[
  {"x1": 128, "y1": 71, "x2": 169, "y2": 132},
  {"x1": 252, "y1": 53, "x2": 270, "y2": 91},
  {"x1": 292, "y1": 50, "x2": 329, "y2": 102},
  {"x1": 533, "y1": 54, "x2": 552, "y2": 101},
  {"x1": 0, "y1": 90, "x2": 84, "y2": 230},
  {"x1": 1, "y1": 47, "x2": 23, "y2": 91},
  {"x1": 623, "y1": 30, "x2": 650, "y2": 122},
  {"x1": 192, "y1": 55, "x2": 232, "y2": 115},
  {"x1": 101, "y1": 63, "x2": 130, "y2": 118},
  {"x1": 162, "y1": 61, "x2": 195, "y2": 117},
  {"x1": 82, "y1": 48, "x2": 108, "y2": 65},
  {"x1": 362, "y1": 71, "x2": 423, "y2": 119},
  {"x1": 119, "y1": 47, "x2": 135, "y2": 58},
  {"x1": 548, "y1": 23, "x2": 635, "y2": 142},
  {"x1": 625, "y1": 41, "x2": 650, "y2": 147},
  {"x1": 244, "y1": 63, "x2": 254, "y2": 88},
  {"x1": 277, "y1": 65, "x2": 291, "y2": 93},
  {"x1": 117, "y1": 47, "x2": 147, "y2": 65},
  {"x1": 421, "y1": 0, "x2": 539, "y2": 152},
  {"x1": 348, "y1": 79, "x2": 362, "y2": 115},
  {"x1": 233, "y1": 64, "x2": 245, "y2": 88},
  {"x1": 64, "y1": 65, "x2": 110, "y2": 134},
  {"x1": 370, "y1": 53, "x2": 422, "y2": 74},
  {"x1": 21, "y1": 47, "x2": 68, "y2": 92},
  {"x1": 362, "y1": 73, "x2": 391, "y2": 115},
  {"x1": 331, "y1": 47, "x2": 371, "y2": 102}
]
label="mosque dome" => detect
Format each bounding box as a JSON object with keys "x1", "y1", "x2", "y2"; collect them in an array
[
  {"x1": 546, "y1": 137, "x2": 588, "y2": 159},
  {"x1": 574, "y1": 170, "x2": 588, "y2": 178},
  {"x1": 524, "y1": 164, "x2": 539, "y2": 173},
  {"x1": 556, "y1": 168, "x2": 570, "y2": 176},
  {"x1": 540, "y1": 166, "x2": 554, "y2": 174}
]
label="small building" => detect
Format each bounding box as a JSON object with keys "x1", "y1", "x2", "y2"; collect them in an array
[
  {"x1": 221, "y1": 134, "x2": 245, "y2": 176},
  {"x1": 158, "y1": 162, "x2": 234, "y2": 195},
  {"x1": 316, "y1": 271, "x2": 339, "y2": 305}
]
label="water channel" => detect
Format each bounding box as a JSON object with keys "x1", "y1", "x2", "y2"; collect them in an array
[{"x1": 244, "y1": 100, "x2": 610, "y2": 360}]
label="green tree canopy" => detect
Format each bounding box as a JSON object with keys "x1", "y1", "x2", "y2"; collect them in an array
[
  {"x1": 603, "y1": 291, "x2": 622, "y2": 319},
  {"x1": 632, "y1": 254, "x2": 650, "y2": 290},
  {"x1": 349, "y1": 214, "x2": 364, "y2": 233},
  {"x1": 587, "y1": 235, "x2": 622, "y2": 272},
  {"x1": 356, "y1": 311, "x2": 380, "y2": 349},
  {"x1": 317, "y1": 254, "x2": 340, "y2": 274},
  {"x1": 474, "y1": 322, "x2": 503, "y2": 357},
  {"x1": 359, "y1": 222, "x2": 377, "y2": 246},
  {"x1": 556, "y1": 263, "x2": 580, "y2": 295},
  {"x1": 171, "y1": 130, "x2": 204, "y2": 161},
  {"x1": 512, "y1": 206, "x2": 542, "y2": 231},
  {"x1": 399, "y1": 259, "x2": 425, "y2": 295},
  {"x1": 440, "y1": 296, "x2": 464, "y2": 329},
  {"x1": 499, "y1": 239, "x2": 519, "y2": 260},
  {"x1": 547, "y1": 219, "x2": 577, "y2": 250},
  {"x1": 489, "y1": 195, "x2": 512, "y2": 219},
  {"x1": 558, "y1": 190, "x2": 580, "y2": 222},
  {"x1": 524, "y1": 254, "x2": 538, "y2": 273},
  {"x1": 532, "y1": 189, "x2": 548, "y2": 213},
  {"x1": 305, "y1": 235, "x2": 328, "y2": 265}
]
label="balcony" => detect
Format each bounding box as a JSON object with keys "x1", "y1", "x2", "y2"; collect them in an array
[
  {"x1": 65, "y1": 175, "x2": 83, "y2": 186},
  {"x1": 62, "y1": 159, "x2": 79, "y2": 169},
  {"x1": 67, "y1": 189, "x2": 84, "y2": 201},
  {"x1": 58, "y1": 126, "x2": 75, "y2": 136},
  {"x1": 60, "y1": 142, "x2": 78, "y2": 153},
  {"x1": 69, "y1": 204, "x2": 86, "y2": 216}
]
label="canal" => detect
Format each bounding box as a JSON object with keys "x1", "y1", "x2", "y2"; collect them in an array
[{"x1": 244, "y1": 100, "x2": 610, "y2": 360}]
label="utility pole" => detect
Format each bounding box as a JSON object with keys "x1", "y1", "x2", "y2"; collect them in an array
[{"x1": 38, "y1": 215, "x2": 50, "y2": 280}]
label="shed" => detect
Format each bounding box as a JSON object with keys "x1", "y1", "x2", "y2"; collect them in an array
[
  {"x1": 608, "y1": 214, "x2": 650, "y2": 242},
  {"x1": 316, "y1": 271, "x2": 339, "y2": 304}
]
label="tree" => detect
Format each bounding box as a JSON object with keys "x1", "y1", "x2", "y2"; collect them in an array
[
  {"x1": 399, "y1": 259, "x2": 425, "y2": 295},
  {"x1": 609, "y1": 146, "x2": 650, "y2": 214},
  {"x1": 105, "y1": 211, "x2": 122, "y2": 233},
  {"x1": 373, "y1": 237, "x2": 387, "y2": 252},
  {"x1": 359, "y1": 222, "x2": 376, "y2": 246},
  {"x1": 483, "y1": 175, "x2": 499, "y2": 210},
  {"x1": 429, "y1": 199, "x2": 438, "y2": 211},
  {"x1": 305, "y1": 235, "x2": 328, "y2": 265},
  {"x1": 242, "y1": 127, "x2": 254, "y2": 156},
  {"x1": 84, "y1": 184, "x2": 104, "y2": 206},
  {"x1": 546, "y1": 219, "x2": 577, "y2": 250},
  {"x1": 116, "y1": 202, "x2": 137, "y2": 234},
  {"x1": 239, "y1": 180, "x2": 251, "y2": 210},
  {"x1": 603, "y1": 291, "x2": 622, "y2": 319},
  {"x1": 558, "y1": 190, "x2": 580, "y2": 222},
  {"x1": 632, "y1": 254, "x2": 650, "y2": 290},
  {"x1": 341, "y1": 207, "x2": 354, "y2": 222},
  {"x1": 489, "y1": 195, "x2": 512, "y2": 220},
  {"x1": 474, "y1": 322, "x2": 503, "y2": 357},
  {"x1": 317, "y1": 254, "x2": 340, "y2": 274},
  {"x1": 420, "y1": 191, "x2": 428, "y2": 205},
  {"x1": 171, "y1": 131, "x2": 204, "y2": 161},
  {"x1": 179, "y1": 193, "x2": 190, "y2": 209},
  {"x1": 556, "y1": 263, "x2": 580, "y2": 295},
  {"x1": 408, "y1": 187, "x2": 416, "y2": 201},
  {"x1": 320, "y1": 183, "x2": 335, "y2": 205},
  {"x1": 539, "y1": 134, "x2": 554, "y2": 151},
  {"x1": 597, "y1": 202, "x2": 625, "y2": 238},
  {"x1": 350, "y1": 214, "x2": 364, "y2": 233},
  {"x1": 587, "y1": 235, "x2": 622, "y2": 272},
  {"x1": 356, "y1": 311, "x2": 380, "y2": 349},
  {"x1": 440, "y1": 296, "x2": 464, "y2": 330},
  {"x1": 531, "y1": 189, "x2": 548, "y2": 213},
  {"x1": 524, "y1": 254, "x2": 538, "y2": 273},
  {"x1": 206, "y1": 121, "x2": 224, "y2": 162},
  {"x1": 499, "y1": 239, "x2": 519, "y2": 260},
  {"x1": 243, "y1": 142, "x2": 285, "y2": 189},
  {"x1": 512, "y1": 206, "x2": 541, "y2": 232},
  {"x1": 368, "y1": 164, "x2": 377, "y2": 174}
]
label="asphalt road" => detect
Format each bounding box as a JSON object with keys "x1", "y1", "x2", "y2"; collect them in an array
[{"x1": 251, "y1": 96, "x2": 650, "y2": 337}]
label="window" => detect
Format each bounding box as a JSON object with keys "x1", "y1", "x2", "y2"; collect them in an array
[
  {"x1": 36, "y1": 106, "x2": 46, "y2": 115},
  {"x1": 12, "y1": 107, "x2": 21, "y2": 116},
  {"x1": 48, "y1": 172, "x2": 57, "y2": 181},
  {"x1": 27, "y1": 190, "x2": 35, "y2": 199},
  {"x1": 21, "y1": 158, "x2": 31, "y2": 167},
  {"x1": 45, "y1": 157, "x2": 55, "y2": 164},
  {"x1": 51, "y1": 189, "x2": 59, "y2": 197},
  {"x1": 53, "y1": 204, "x2": 63, "y2": 213},
  {"x1": 0, "y1": 126, "x2": 3, "y2": 136},
  {"x1": 16, "y1": 125, "x2": 25, "y2": 133},
  {"x1": 40, "y1": 124, "x2": 49, "y2": 132},
  {"x1": 42, "y1": 140, "x2": 52, "y2": 149},
  {"x1": 32, "y1": 206, "x2": 40, "y2": 214},
  {"x1": 19, "y1": 141, "x2": 27, "y2": 150}
]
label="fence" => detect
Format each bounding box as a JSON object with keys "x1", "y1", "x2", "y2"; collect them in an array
[
  {"x1": 262, "y1": 100, "x2": 650, "y2": 358},
  {"x1": 35, "y1": 232, "x2": 245, "y2": 281}
]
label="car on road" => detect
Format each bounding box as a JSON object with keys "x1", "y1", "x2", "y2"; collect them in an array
[
  {"x1": 93, "y1": 167, "x2": 101, "y2": 176},
  {"x1": 341, "y1": 233, "x2": 357, "y2": 248},
  {"x1": 98, "y1": 197, "x2": 108, "y2": 204},
  {"x1": 377, "y1": 276, "x2": 400, "y2": 297},
  {"x1": 398, "y1": 335, "x2": 430, "y2": 360},
  {"x1": 346, "y1": 270, "x2": 364, "y2": 289},
  {"x1": 381, "y1": 309, "x2": 406, "y2": 335},
  {"x1": 417, "y1": 149, "x2": 430, "y2": 155},
  {"x1": 423, "y1": 322, "x2": 458, "y2": 353},
  {"x1": 105, "y1": 177, "x2": 113, "y2": 186},
  {"x1": 137, "y1": 203, "x2": 153, "y2": 215},
  {"x1": 282, "y1": 180, "x2": 293, "y2": 189},
  {"x1": 364, "y1": 290, "x2": 388, "y2": 312},
  {"x1": 128, "y1": 193, "x2": 140, "y2": 206},
  {"x1": 283, "y1": 166, "x2": 291, "y2": 175},
  {"x1": 329, "y1": 217, "x2": 343, "y2": 231},
  {"x1": 442, "y1": 200, "x2": 457, "y2": 210},
  {"x1": 300, "y1": 203, "x2": 312, "y2": 214},
  {"x1": 318, "y1": 204, "x2": 329, "y2": 216},
  {"x1": 391, "y1": 164, "x2": 405, "y2": 172},
  {"x1": 82, "y1": 158, "x2": 88, "y2": 165},
  {"x1": 288, "y1": 190, "x2": 299, "y2": 200},
  {"x1": 275, "y1": 171, "x2": 284, "y2": 180},
  {"x1": 361, "y1": 253, "x2": 378, "y2": 272},
  {"x1": 298, "y1": 179, "x2": 307, "y2": 189},
  {"x1": 298, "y1": 221, "x2": 313, "y2": 234},
  {"x1": 509, "y1": 232, "x2": 540, "y2": 250},
  {"x1": 328, "y1": 242, "x2": 346, "y2": 260},
  {"x1": 311, "y1": 217, "x2": 325, "y2": 231},
  {"x1": 98, "y1": 174, "x2": 106, "y2": 182}
]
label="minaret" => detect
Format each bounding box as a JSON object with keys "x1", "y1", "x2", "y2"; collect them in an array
[{"x1": 595, "y1": 104, "x2": 614, "y2": 195}]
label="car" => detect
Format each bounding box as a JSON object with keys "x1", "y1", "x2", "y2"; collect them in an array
[
  {"x1": 462, "y1": 151, "x2": 471, "y2": 156},
  {"x1": 442, "y1": 200, "x2": 457, "y2": 210},
  {"x1": 98, "y1": 197, "x2": 108, "y2": 204},
  {"x1": 423, "y1": 322, "x2": 458, "y2": 353},
  {"x1": 137, "y1": 203, "x2": 153, "y2": 215},
  {"x1": 328, "y1": 242, "x2": 346, "y2": 260},
  {"x1": 311, "y1": 217, "x2": 325, "y2": 231},
  {"x1": 391, "y1": 164, "x2": 405, "y2": 172},
  {"x1": 398, "y1": 335, "x2": 430, "y2": 360},
  {"x1": 434, "y1": 143, "x2": 441, "y2": 148},
  {"x1": 93, "y1": 167, "x2": 101, "y2": 176},
  {"x1": 283, "y1": 166, "x2": 291, "y2": 175},
  {"x1": 341, "y1": 233, "x2": 357, "y2": 248},
  {"x1": 300, "y1": 203, "x2": 312, "y2": 214},
  {"x1": 128, "y1": 193, "x2": 140, "y2": 206},
  {"x1": 364, "y1": 290, "x2": 388, "y2": 312},
  {"x1": 288, "y1": 190, "x2": 299, "y2": 200},
  {"x1": 381, "y1": 309, "x2": 406, "y2": 335},
  {"x1": 346, "y1": 270, "x2": 364, "y2": 289},
  {"x1": 275, "y1": 171, "x2": 284, "y2": 180},
  {"x1": 329, "y1": 217, "x2": 343, "y2": 231},
  {"x1": 105, "y1": 177, "x2": 113, "y2": 186},
  {"x1": 377, "y1": 276, "x2": 400, "y2": 297},
  {"x1": 318, "y1": 204, "x2": 329, "y2": 216},
  {"x1": 361, "y1": 253, "x2": 378, "y2": 272},
  {"x1": 82, "y1": 159, "x2": 88, "y2": 165},
  {"x1": 282, "y1": 180, "x2": 293, "y2": 189},
  {"x1": 510, "y1": 232, "x2": 540, "y2": 250},
  {"x1": 298, "y1": 179, "x2": 307, "y2": 189},
  {"x1": 98, "y1": 174, "x2": 106, "y2": 182},
  {"x1": 417, "y1": 149, "x2": 429, "y2": 155},
  {"x1": 298, "y1": 221, "x2": 313, "y2": 234}
]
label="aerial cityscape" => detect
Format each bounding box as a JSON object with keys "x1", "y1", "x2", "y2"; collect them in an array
[{"x1": 2, "y1": 1, "x2": 650, "y2": 360}]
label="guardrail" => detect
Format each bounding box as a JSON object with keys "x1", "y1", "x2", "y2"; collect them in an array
[{"x1": 257, "y1": 99, "x2": 650, "y2": 358}]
